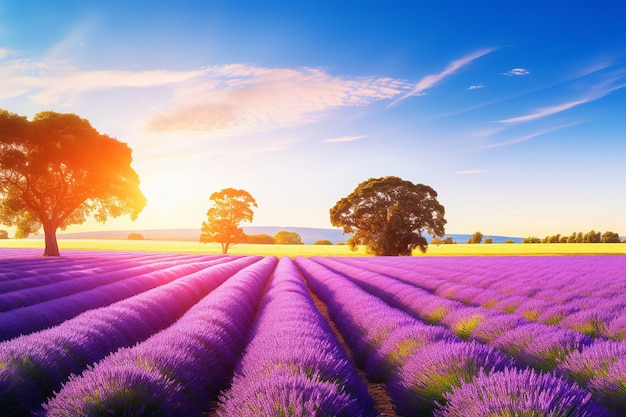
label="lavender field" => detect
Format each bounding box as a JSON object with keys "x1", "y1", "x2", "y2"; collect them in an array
[{"x1": 1, "y1": 249, "x2": 625, "y2": 416}]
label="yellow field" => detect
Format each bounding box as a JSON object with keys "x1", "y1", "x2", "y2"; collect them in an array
[{"x1": 2, "y1": 239, "x2": 625, "y2": 257}]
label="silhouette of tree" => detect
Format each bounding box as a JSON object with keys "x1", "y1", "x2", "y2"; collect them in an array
[
  {"x1": 0, "y1": 110, "x2": 146, "y2": 256},
  {"x1": 330, "y1": 176, "x2": 446, "y2": 256},
  {"x1": 200, "y1": 188, "x2": 257, "y2": 254}
]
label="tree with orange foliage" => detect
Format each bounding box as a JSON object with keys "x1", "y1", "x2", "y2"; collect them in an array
[
  {"x1": 200, "y1": 188, "x2": 257, "y2": 254},
  {"x1": 0, "y1": 110, "x2": 146, "y2": 256}
]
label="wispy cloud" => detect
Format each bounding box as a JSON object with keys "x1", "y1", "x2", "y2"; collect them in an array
[
  {"x1": 0, "y1": 59, "x2": 208, "y2": 104},
  {"x1": 483, "y1": 122, "x2": 580, "y2": 149},
  {"x1": 467, "y1": 84, "x2": 484, "y2": 90},
  {"x1": 388, "y1": 48, "x2": 497, "y2": 107},
  {"x1": 0, "y1": 57, "x2": 412, "y2": 134},
  {"x1": 503, "y1": 68, "x2": 530, "y2": 76},
  {"x1": 498, "y1": 80, "x2": 626, "y2": 124},
  {"x1": 324, "y1": 135, "x2": 368, "y2": 143},
  {"x1": 43, "y1": 16, "x2": 99, "y2": 60},
  {"x1": 0, "y1": 48, "x2": 12, "y2": 59},
  {"x1": 147, "y1": 65, "x2": 410, "y2": 134},
  {"x1": 456, "y1": 169, "x2": 487, "y2": 175}
]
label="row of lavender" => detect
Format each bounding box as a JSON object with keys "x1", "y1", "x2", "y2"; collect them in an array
[
  {"x1": 296, "y1": 257, "x2": 614, "y2": 416},
  {"x1": 347, "y1": 256, "x2": 626, "y2": 340},
  {"x1": 0, "y1": 250, "x2": 623, "y2": 415},
  {"x1": 309, "y1": 256, "x2": 626, "y2": 414}
]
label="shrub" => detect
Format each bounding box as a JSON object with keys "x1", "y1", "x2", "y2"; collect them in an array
[
  {"x1": 127, "y1": 233, "x2": 144, "y2": 240},
  {"x1": 314, "y1": 240, "x2": 333, "y2": 245}
]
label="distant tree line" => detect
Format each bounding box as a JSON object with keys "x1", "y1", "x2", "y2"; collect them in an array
[{"x1": 523, "y1": 230, "x2": 624, "y2": 244}]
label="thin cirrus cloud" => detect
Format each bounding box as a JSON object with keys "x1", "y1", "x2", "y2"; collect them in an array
[
  {"x1": 483, "y1": 122, "x2": 581, "y2": 149},
  {"x1": 503, "y1": 68, "x2": 530, "y2": 76},
  {"x1": 323, "y1": 135, "x2": 368, "y2": 143},
  {"x1": 498, "y1": 80, "x2": 626, "y2": 124},
  {"x1": 388, "y1": 47, "x2": 498, "y2": 107}
]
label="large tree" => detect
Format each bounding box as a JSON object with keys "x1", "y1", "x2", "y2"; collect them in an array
[
  {"x1": 330, "y1": 176, "x2": 446, "y2": 256},
  {"x1": 200, "y1": 188, "x2": 257, "y2": 254},
  {"x1": 0, "y1": 110, "x2": 146, "y2": 256}
]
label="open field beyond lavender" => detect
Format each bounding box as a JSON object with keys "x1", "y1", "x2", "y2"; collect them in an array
[
  {"x1": 2, "y1": 238, "x2": 626, "y2": 256},
  {"x1": 1, "y1": 249, "x2": 625, "y2": 416}
]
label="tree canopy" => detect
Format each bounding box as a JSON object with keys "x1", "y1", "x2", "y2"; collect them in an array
[
  {"x1": 468, "y1": 231, "x2": 483, "y2": 244},
  {"x1": 199, "y1": 188, "x2": 257, "y2": 254},
  {"x1": 330, "y1": 176, "x2": 446, "y2": 256},
  {"x1": 274, "y1": 230, "x2": 304, "y2": 245},
  {"x1": 0, "y1": 110, "x2": 146, "y2": 256}
]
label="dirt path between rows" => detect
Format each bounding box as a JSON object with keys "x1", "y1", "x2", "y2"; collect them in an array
[{"x1": 306, "y1": 284, "x2": 398, "y2": 416}]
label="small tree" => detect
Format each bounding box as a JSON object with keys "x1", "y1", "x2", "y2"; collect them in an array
[
  {"x1": 127, "y1": 232, "x2": 144, "y2": 240},
  {"x1": 0, "y1": 229, "x2": 8, "y2": 239},
  {"x1": 484, "y1": 237, "x2": 493, "y2": 244},
  {"x1": 468, "y1": 231, "x2": 483, "y2": 244},
  {"x1": 314, "y1": 239, "x2": 333, "y2": 245},
  {"x1": 274, "y1": 231, "x2": 304, "y2": 245},
  {"x1": 200, "y1": 188, "x2": 257, "y2": 254},
  {"x1": 330, "y1": 176, "x2": 446, "y2": 256},
  {"x1": 0, "y1": 110, "x2": 146, "y2": 256},
  {"x1": 602, "y1": 231, "x2": 621, "y2": 243}
]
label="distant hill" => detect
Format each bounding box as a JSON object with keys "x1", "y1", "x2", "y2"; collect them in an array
[{"x1": 41, "y1": 227, "x2": 522, "y2": 245}]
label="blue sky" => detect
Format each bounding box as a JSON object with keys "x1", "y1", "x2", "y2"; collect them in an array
[{"x1": 1, "y1": 0, "x2": 625, "y2": 237}]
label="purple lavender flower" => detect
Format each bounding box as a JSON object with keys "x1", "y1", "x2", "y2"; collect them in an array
[
  {"x1": 388, "y1": 340, "x2": 512, "y2": 415},
  {"x1": 605, "y1": 314, "x2": 626, "y2": 341},
  {"x1": 440, "y1": 306, "x2": 493, "y2": 340},
  {"x1": 558, "y1": 340, "x2": 626, "y2": 385},
  {"x1": 0, "y1": 256, "x2": 260, "y2": 416},
  {"x1": 587, "y1": 357, "x2": 626, "y2": 411},
  {"x1": 44, "y1": 256, "x2": 277, "y2": 417},
  {"x1": 219, "y1": 257, "x2": 376, "y2": 417},
  {"x1": 493, "y1": 323, "x2": 592, "y2": 371},
  {"x1": 434, "y1": 367, "x2": 614, "y2": 417},
  {"x1": 558, "y1": 340, "x2": 626, "y2": 411},
  {"x1": 470, "y1": 313, "x2": 526, "y2": 343},
  {"x1": 559, "y1": 309, "x2": 615, "y2": 337}
]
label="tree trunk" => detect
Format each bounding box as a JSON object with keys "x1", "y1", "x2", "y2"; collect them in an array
[
  {"x1": 43, "y1": 223, "x2": 60, "y2": 257},
  {"x1": 221, "y1": 243, "x2": 229, "y2": 254}
]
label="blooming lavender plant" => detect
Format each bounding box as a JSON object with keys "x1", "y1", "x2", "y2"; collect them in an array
[
  {"x1": 218, "y1": 257, "x2": 376, "y2": 416},
  {"x1": 43, "y1": 256, "x2": 277, "y2": 417},
  {"x1": 0, "y1": 255, "x2": 199, "y2": 311},
  {"x1": 388, "y1": 340, "x2": 512, "y2": 415},
  {"x1": 433, "y1": 367, "x2": 615, "y2": 417},
  {"x1": 493, "y1": 323, "x2": 592, "y2": 371},
  {"x1": 0, "y1": 256, "x2": 260, "y2": 416},
  {"x1": 0, "y1": 256, "x2": 236, "y2": 341},
  {"x1": 558, "y1": 340, "x2": 626, "y2": 411},
  {"x1": 295, "y1": 257, "x2": 439, "y2": 381}
]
